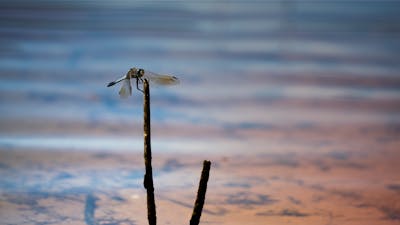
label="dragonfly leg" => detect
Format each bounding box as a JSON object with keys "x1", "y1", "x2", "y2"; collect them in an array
[{"x1": 136, "y1": 78, "x2": 144, "y2": 93}]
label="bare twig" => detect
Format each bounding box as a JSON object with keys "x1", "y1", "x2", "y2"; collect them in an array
[
  {"x1": 143, "y1": 79, "x2": 157, "y2": 225},
  {"x1": 141, "y1": 77, "x2": 211, "y2": 225},
  {"x1": 190, "y1": 160, "x2": 211, "y2": 225}
]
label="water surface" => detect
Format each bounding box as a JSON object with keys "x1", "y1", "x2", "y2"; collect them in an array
[{"x1": 1, "y1": 1, "x2": 399, "y2": 224}]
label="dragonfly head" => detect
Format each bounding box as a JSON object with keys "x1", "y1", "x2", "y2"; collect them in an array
[{"x1": 138, "y1": 68, "x2": 145, "y2": 77}]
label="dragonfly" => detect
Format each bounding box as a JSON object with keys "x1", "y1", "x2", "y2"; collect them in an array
[{"x1": 107, "y1": 68, "x2": 179, "y2": 98}]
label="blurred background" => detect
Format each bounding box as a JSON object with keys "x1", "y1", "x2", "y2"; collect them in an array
[
  {"x1": 1, "y1": 0, "x2": 399, "y2": 153},
  {"x1": 1, "y1": 0, "x2": 399, "y2": 224}
]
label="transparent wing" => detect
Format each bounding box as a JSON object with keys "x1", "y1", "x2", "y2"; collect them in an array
[
  {"x1": 118, "y1": 78, "x2": 132, "y2": 98},
  {"x1": 143, "y1": 71, "x2": 180, "y2": 86}
]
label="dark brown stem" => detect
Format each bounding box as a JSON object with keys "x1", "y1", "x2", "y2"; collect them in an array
[
  {"x1": 190, "y1": 160, "x2": 211, "y2": 225},
  {"x1": 143, "y1": 79, "x2": 156, "y2": 225}
]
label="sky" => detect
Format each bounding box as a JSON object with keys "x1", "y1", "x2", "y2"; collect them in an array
[{"x1": 0, "y1": 0, "x2": 400, "y2": 224}]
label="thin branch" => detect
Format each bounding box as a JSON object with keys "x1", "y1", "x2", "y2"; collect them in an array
[
  {"x1": 190, "y1": 160, "x2": 211, "y2": 225},
  {"x1": 143, "y1": 79, "x2": 157, "y2": 225}
]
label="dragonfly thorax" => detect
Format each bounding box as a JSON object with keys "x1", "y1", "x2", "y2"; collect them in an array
[{"x1": 127, "y1": 68, "x2": 145, "y2": 79}]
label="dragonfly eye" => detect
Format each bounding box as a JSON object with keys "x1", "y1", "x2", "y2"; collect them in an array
[{"x1": 138, "y1": 69, "x2": 145, "y2": 76}]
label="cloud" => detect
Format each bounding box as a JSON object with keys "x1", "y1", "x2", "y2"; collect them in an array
[
  {"x1": 330, "y1": 190, "x2": 362, "y2": 200},
  {"x1": 54, "y1": 172, "x2": 74, "y2": 180},
  {"x1": 386, "y1": 184, "x2": 400, "y2": 193},
  {"x1": 256, "y1": 209, "x2": 309, "y2": 217},
  {"x1": 161, "y1": 158, "x2": 185, "y2": 172},
  {"x1": 162, "y1": 197, "x2": 228, "y2": 216},
  {"x1": 223, "y1": 182, "x2": 252, "y2": 189},
  {"x1": 312, "y1": 159, "x2": 331, "y2": 172},
  {"x1": 327, "y1": 151, "x2": 349, "y2": 160},
  {"x1": 288, "y1": 196, "x2": 302, "y2": 205},
  {"x1": 225, "y1": 192, "x2": 277, "y2": 208},
  {"x1": 379, "y1": 206, "x2": 400, "y2": 221}
]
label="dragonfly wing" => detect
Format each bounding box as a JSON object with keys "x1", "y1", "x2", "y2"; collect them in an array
[
  {"x1": 144, "y1": 71, "x2": 180, "y2": 86},
  {"x1": 119, "y1": 78, "x2": 132, "y2": 98}
]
